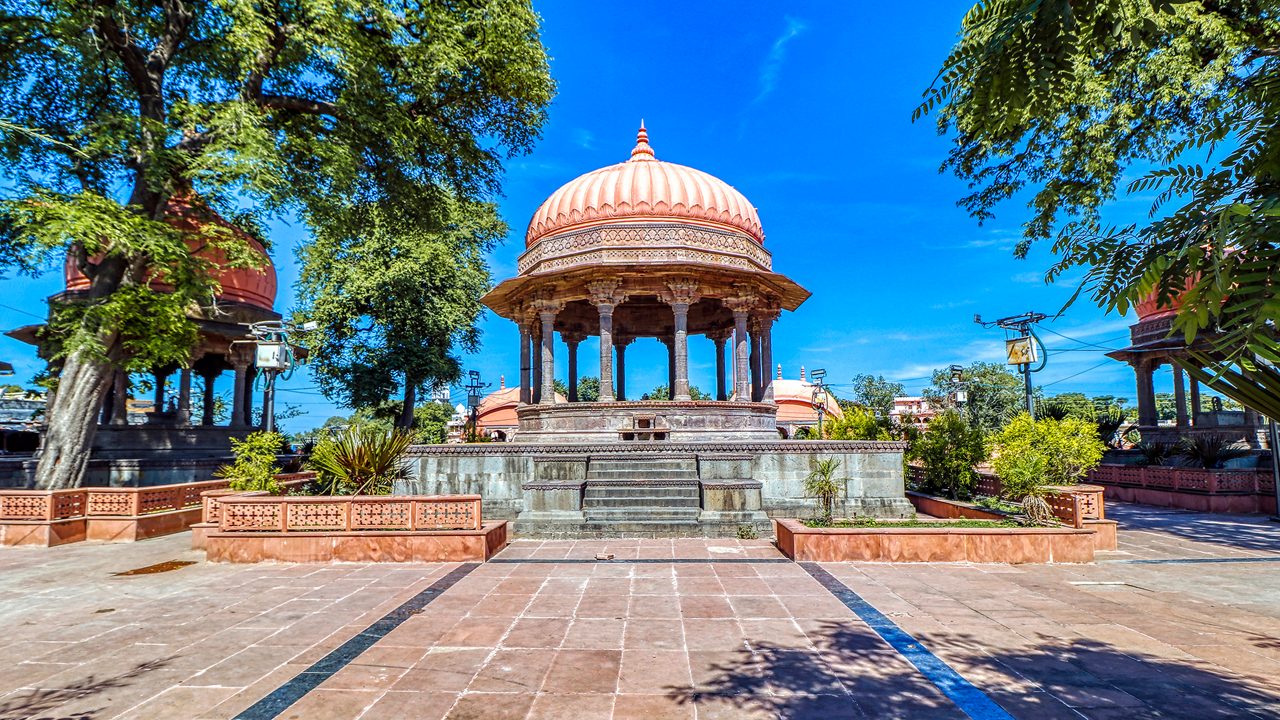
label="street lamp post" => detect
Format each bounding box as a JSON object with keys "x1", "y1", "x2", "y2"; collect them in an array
[
  {"x1": 810, "y1": 368, "x2": 828, "y2": 438},
  {"x1": 235, "y1": 320, "x2": 314, "y2": 434}
]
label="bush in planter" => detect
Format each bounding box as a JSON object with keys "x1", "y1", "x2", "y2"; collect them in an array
[
  {"x1": 913, "y1": 409, "x2": 986, "y2": 499},
  {"x1": 308, "y1": 426, "x2": 413, "y2": 495},
  {"x1": 804, "y1": 458, "x2": 844, "y2": 525},
  {"x1": 1134, "y1": 440, "x2": 1175, "y2": 466},
  {"x1": 822, "y1": 406, "x2": 891, "y2": 440},
  {"x1": 1175, "y1": 435, "x2": 1252, "y2": 469},
  {"x1": 216, "y1": 431, "x2": 285, "y2": 493},
  {"x1": 992, "y1": 414, "x2": 1105, "y2": 489}
]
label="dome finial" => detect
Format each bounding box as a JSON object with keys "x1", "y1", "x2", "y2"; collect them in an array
[{"x1": 630, "y1": 120, "x2": 655, "y2": 161}]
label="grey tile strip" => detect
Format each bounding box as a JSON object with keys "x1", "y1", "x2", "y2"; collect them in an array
[
  {"x1": 1103, "y1": 556, "x2": 1280, "y2": 565},
  {"x1": 800, "y1": 562, "x2": 1014, "y2": 720},
  {"x1": 234, "y1": 562, "x2": 480, "y2": 720}
]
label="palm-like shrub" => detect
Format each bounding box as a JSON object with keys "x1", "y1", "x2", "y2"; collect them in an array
[
  {"x1": 308, "y1": 427, "x2": 413, "y2": 495},
  {"x1": 1175, "y1": 435, "x2": 1252, "y2": 469},
  {"x1": 1134, "y1": 440, "x2": 1175, "y2": 466},
  {"x1": 804, "y1": 458, "x2": 844, "y2": 524}
]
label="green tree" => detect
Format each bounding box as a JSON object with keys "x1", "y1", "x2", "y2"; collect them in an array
[
  {"x1": 991, "y1": 414, "x2": 1106, "y2": 495},
  {"x1": 297, "y1": 198, "x2": 501, "y2": 428},
  {"x1": 642, "y1": 384, "x2": 709, "y2": 401},
  {"x1": 925, "y1": 362, "x2": 1025, "y2": 434},
  {"x1": 1040, "y1": 393, "x2": 1097, "y2": 422},
  {"x1": 822, "y1": 406, "x2": 890, "y2": 441},
  {"x1": 848, "y1": 374, "x2": 904, "y2": 418},
  {"x1": 918, "y1": 2, "x2": 1280, "y2": 415},
  {"x1": 552, "y1": 376, "x2": 601, "y2": 402},
  {"x1": 0, "y1": 1, "x2": 553, "y2": 489},
  {"x1": 913, "y1": 409, "x2": 987, "y2": 499}
]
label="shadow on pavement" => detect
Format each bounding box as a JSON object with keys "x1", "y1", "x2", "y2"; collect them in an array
[
  {"x1": 1109, "y1": 502, "x2": 1280, "y2": 555},
  {"x1": 0, "y1": 657, "x2": 171, "y2": 720},
  {"x1": 669, "y1": 620, "x2": 1280, "y2": 719}
]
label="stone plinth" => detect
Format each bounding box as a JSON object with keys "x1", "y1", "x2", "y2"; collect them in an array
[
  {"x1": 399, "y1": 440, "x2": 914, "y2": 537},
  {"x1": 516, "y1": 401, "x2": 780, "y2": 444}
]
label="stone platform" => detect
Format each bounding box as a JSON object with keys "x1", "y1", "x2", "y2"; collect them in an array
[{"x1": 400, "y1": 440, "x2": 914, "y2": 538}]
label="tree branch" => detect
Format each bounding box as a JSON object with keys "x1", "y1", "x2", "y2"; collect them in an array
[
  {"x1": 91, "y1": 2, "x2": 153, "y2": 98},
  {"x1": 148, "y1": 0, "x2": 194, "y2": 73},
  {"x1": 255, "y1": 94, "x2": 341, "y2": 118}
]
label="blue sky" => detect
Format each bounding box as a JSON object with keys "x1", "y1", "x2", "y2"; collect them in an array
[{"x1": 1, "y1": 1, "x2": 1174, "y2": 430}]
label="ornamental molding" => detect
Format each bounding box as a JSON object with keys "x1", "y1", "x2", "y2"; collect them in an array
[
  {"x1": 519, "y1": 224, "x2": 772, "y2": 276},
  {"x1": 407, "y1": 439, "x2": 910, "y2": 457}
]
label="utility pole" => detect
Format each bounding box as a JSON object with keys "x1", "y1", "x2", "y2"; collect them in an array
[
  {"x1": 464, "y1": 371, "x2": 490, "y2": 442},
  {"x1": 975, "y1": 312, "x2": 1047, "y2": 417},
  {"x1": 235, "y1": 320, "x2": 315, "y2": 434},
  {"x1": 810, "y1": 368, "x2": 828, "y2": 438}
]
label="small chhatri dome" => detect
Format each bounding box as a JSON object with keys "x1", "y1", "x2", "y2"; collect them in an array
[{"x1": 525, "y1": 122, "x2": 765, "y2": 246}]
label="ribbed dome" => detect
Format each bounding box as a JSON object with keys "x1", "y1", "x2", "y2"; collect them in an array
[
  {"x1": 525, "y1": 124, "x2": 764, "y2": 246},
  {"x1": 64, "y1": 193, "x2": 277, "y2": 310}
]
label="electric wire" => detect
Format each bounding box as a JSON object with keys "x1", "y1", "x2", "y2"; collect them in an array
[{"x1": 1040, "y1": 360, "x2": 1115, "y2": 389}]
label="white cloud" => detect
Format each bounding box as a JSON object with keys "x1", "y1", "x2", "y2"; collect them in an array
[{"x1": 755, "y1": 17, "x2": 806, "y2": 103}]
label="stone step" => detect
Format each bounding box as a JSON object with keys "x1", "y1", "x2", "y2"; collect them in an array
[
  {"x1": 588, "y1": 459, "x2": 697, "y2": 471},
  {"x1": 584, "y1": 510, "x2": 701, "y2": 522},
  {"x1": 584, "y1": 485, "x2": 699, "y2": 498},
  {"x1": 586, "y1": 491, "x2": 706, "y2": 504}
]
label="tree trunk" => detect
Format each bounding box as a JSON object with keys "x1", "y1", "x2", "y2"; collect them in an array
[
  {"x1": 397, "y1": 382, "x2": 416, "y2": 429},
  {"x1": 32, "y1": 347, "x2": 115, "y2": 489}
]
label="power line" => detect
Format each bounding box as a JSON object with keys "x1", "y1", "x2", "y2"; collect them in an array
[
  {"x1": 1040, "y1": 360, "x2": 1115, "y2": 389},
  {"x1": 1037, "y1": 327, "x2": 1126, "y2": 351},
  {"x1": 0, "y1": 303, "x2": 45, "y2": 321}
]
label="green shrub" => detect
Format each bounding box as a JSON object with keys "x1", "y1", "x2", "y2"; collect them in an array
[
  {"x1": 804, "y1": 458, "x2": 844, "y2": 523},
  {"x1": 913, "y1": 409, "x2": 986, "y2": 499},
  {"x1": 823, "y1": 406, "x2": 891, "y2": 440},
  {"x1": 1134, "y1": 440, "x2": 1175, "y2": 466},
  {"x1": 216, "y1": 431, "x2": 285, "y2": 493},
  {"x1": 1175, "y1": 435, "x2": 1252, "y2": 469},
  {"x1": 991, "y1": 413, "x2": 1106, "y2": 496},
  {"x1": 308, "y1": 426, "x2": 413, "y2": 495}
]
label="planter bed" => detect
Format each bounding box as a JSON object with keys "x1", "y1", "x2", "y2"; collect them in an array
[
  {"x1": 774, "y1": 517, "x2": 1095, "y2": 564},
  {"x1": 203, "y1": 493, "x2": 508, "y2": 563},
  {"x1": 909, "y1": 486, "x2": 1117, "y2": 552}
]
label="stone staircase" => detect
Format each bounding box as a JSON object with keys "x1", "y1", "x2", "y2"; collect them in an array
[{"x1": 582, "y1": 457, "x2": 701, "y2": 534}]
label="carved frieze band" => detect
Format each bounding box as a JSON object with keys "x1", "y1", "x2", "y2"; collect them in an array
[{"x1": 518, "y1": 224, "x2": 773, "y2": 275}]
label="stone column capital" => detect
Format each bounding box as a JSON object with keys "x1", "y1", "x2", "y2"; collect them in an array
[
  {"x1": 531, "y1": 296, "x2": 565, "y2": 318},
  {"x1": 613, "y1": 335, "x2": 636, "y2": 348},
  {"x1": 662, "y1": 278, "x2": 701, "y2": 307},
  {"x1": 587, "y1": 279, "x2": 625, "y2": 308},
  {"x1": 707, "y1": 328, "x2": 733, "y2": 343},
  {"x1": 562, "y1": 331, "x2": 587, "y2": 345},
  {"x1": 724, "y1": 291, "x2": 757, "y2": 314}
]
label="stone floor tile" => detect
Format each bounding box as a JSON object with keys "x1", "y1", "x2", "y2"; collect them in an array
[
  {"x1": 562, "y1": 618, "x2": 625, "y2": 649},
  {"x1": 360, "y1": 690, "x2": 459, "y2": 719},
  {"x1": 467, "y1": 648, "x2": 556, "y2": 693},
  {"x1": 502, "y1": 617, "x2": 572, "y2": 649},
  {"x1": 623, "y1": 618, "x2": 684, "y2": 651},
  {"x1": 526, "y1": 692, "x2": 614, "y2": 719},
  {"x1": 679, "y1": 595, "x2": 734, "y2": 619},
  {"x1": 438, "y1": 616, "x2": 516, "y2": 648},
  {"x1": 618, "y1": 649, "x2": 694, "y2": 694},
  {"x1": 682, "y1": 619, "x2": 747, "y2": 651},
  {"x1": 540, "y1": 649, "x2": 622, "y2": 694},
  {"x1": 392, "y1": 648, "x2": 490, "y2": 693},
  {"x1": 445, "y1": 691, "x2": 535, "y2": 719},
  {"x1": 612, "y1": 693, "x2": 696, "y2": 719}
]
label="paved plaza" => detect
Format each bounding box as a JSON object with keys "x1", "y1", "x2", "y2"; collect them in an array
[{"x1": 2, "y1": 505, "x2": 1280, "y2": 719}]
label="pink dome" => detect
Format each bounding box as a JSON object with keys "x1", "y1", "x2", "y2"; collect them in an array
[
  {"x1": 525, "y1": 124, "x2": 765, "y2": 246},
  {"x1": 64, "y1": 193, "x2": 277, "y2": 311}
]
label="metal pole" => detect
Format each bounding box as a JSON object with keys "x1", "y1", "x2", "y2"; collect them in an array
[
  {"x1": 262, "y1": 371, "x2": 276, "y2": 434},
  {"x1": 1269, "y1": 418, "x2": 1280, "y2": 522},
  {"x1": 1023, "y1": 363, "x2": 1035, "y2": 417}
]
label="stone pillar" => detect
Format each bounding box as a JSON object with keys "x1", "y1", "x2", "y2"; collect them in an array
[
  {"x1": 242, "y1": 364, "x2": 257, "y2": 428},
  {"x1": 670, "y1": 335, "x2": 680, "y2": 397},
  {"x1": 589, "y1": 280, "x2": 622, "y2": 403},
  {"x1": 153, "y1": 369, "x2": 168, "y2": 414},
  {"x1": 531, "y1": 319, "x2": 542, "y2": 404},
  {"x1": 230, "y1": 355, "x2": 249, "y2": 427},
  {"x1": 759, "y1": 308, "x2": 778, "y2": 403},
  {"x1": 177, "y1": 366, "x2": 193, "y2": 426},
  {"x1": 615, "y1": 337, "x2": 632, "y2": 401},
  {"x1": 200, "y1": 369, "x2": 219, "y2": 426},
  {"x1": 533, "y1": 297, "x2": 563, "y2": 405},
  {"x1": 1173, "y1": 363, "x2": 1189, "y2": 429},
  {"x1": 1189, "y1": 377, "x2": 1202, "y2": 426},
  {"x1": 725, "y1": 293, "x2": 755, "y2": 402},
  {"x1": 1136, "y1": 359, "x2": 1158, "y2": 427},
  {"x1": 110, "y1": 371, "x2": 129, "y2": 425},
  {"x1": 664, "y1": 279, "x2": 699, "y2": 402},
  {"x1": 564, "y1": 332, "x2": 583, "y2": 402},
  {"x1": 710, "y1": 329, "x2": 730, "y2": 402},
  {"x1": 749, "y1": 319, "x2": 763, "y2": 402},
  {"x1": 518, "y1": 316, "x2": 532, "y2": 405}
]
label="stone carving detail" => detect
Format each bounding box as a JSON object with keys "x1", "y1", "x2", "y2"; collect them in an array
[
  {"x1": 0, "y1": 494, "x2": 49, "y2": 520},
  {"x1": 87, "y1": 493, "x2": 132, "y2": 516},
  {"x1": 587, "y1": 278, "x2": 623, "y2": 307},
  {"x1": 519, "y1": 224, "x2": 772, "y2": 275},
  {"x1": 286, "y1": 502, "x2": 346, "y2": 531},
  {"x1": 664, "y1": 278, "x2": 701, "y2": 306},
  {"x1": 222, "y1": 502, "x2": 283, "y2": 531},
  {"x1": 416, "y1": 500, "x2": 480, "y2": 530},
  {"x1": 351, "y1": 501, "x2": 413, "y2": 530}
]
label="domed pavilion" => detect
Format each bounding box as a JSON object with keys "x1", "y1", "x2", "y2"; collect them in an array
[
  {"x1": 8, "y1": 193, "x2": 281, "y2": 463},
  {"x1": 481, "y1": 124, "x2": 810, "y2": 443}
]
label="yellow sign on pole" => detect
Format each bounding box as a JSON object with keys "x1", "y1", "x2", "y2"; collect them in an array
[{"x1": 1005, "y1": 336, "x2": 1037, "y2": 365}]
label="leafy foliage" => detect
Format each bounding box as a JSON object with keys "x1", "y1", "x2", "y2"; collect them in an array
[
  {"x1": 642, "y1": 384, "x2": 709, "y2": 401},
  {"x1": 913, "y1": 409, "x2": 987, "y2": 499},
  {"x1": 822, "y1": 405, "x2": 891, "y2": 441},
  {"x1": 920, "y1": 1, "x2": 1280, "y2": 407},
  {"x1": 296, "y1": 198, "x2": 501, "y2": 424},
  {"x1": 991, "y1": 414, "x2": 1107, "y2": 492},
  {"x1": 925, "y1": 362, "x2": 1025, "y2": 434},
  {"x1": 216, "y1": 431, "x2": 284, "y2": 493},
  {"x1": 1174, "y1": 434, "x2": 1253, "y2": 469},
  {"x1": 803, "y1": 458, "x2": 844, "y2": 524},
  {"x1": 308, "y1": 426, "x2": 413, "y2": 496},
  {"x1": 848, "y1": 374, "x2": 904, "y2": 418},
  {"x1": 1134, "y1": 440, "x2": 1176, "y2": 466}
]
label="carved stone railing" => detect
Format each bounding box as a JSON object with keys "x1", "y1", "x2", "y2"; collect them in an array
[
  {"x1": 906, "y1": 466, "x2": 1105, "y2": 528},
  {"x1": 199, "y1": 473, "x2": 314, "y2": 525},
  {"x1": 1089, "y1": 464, "x2": 1274, "y2": 496},
  {"x1": 216, "y1": 494, "x2": 482, "y2": 533},
  {"x1": 0, "y1": 480, "x2": 232, "y2": 521}
]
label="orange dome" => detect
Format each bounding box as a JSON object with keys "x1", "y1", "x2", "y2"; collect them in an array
[
  {"x1": 64, "y1": 193, "x2": 277, "y2": 310},
  {"x1": 1134, "y1": 276, "x2": 1197, "y2": 321},
  {"x1": 772, "y1": 378, "x2": 843, "y2": 423},
  {"x1": 525, "y1": 123, "x2": 764, "y2": 246}
]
